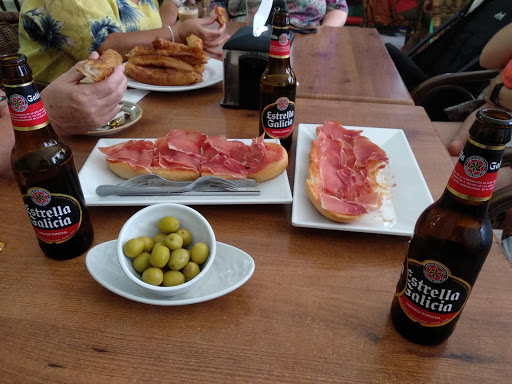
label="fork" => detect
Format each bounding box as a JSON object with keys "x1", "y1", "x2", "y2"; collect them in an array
[
  {"x1": 117, "y1": 174, "x2": 257, "y2": 189},
  {"x1": 95, "y1": 175, "x2": 260, "y2": 197}
]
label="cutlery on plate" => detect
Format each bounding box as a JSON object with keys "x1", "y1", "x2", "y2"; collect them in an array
[
  {"x1": 95, "y1": 176, "x2": 260, "y2": 197},
  {"x1": 95, "y1": 187, "x2": 261, "y2": 197},
  {"x1": 115, "y1": 174, "x2": 258, "y2": 189}
]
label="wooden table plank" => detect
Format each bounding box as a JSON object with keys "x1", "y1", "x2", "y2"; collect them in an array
[
  {"x1": 223, "y1": 23, "x2": 413, "y2": 105},
  {"x1": 291, "y1": 26, "x2": 413, "y2": 105}
]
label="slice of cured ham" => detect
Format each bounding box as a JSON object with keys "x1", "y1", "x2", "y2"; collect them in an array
[
  {"x1": 98, "y1": 129, "x2": 288, "y2": 183},
  {"x1": 306, "y1": 120, "x2": 388, "y2": 223}
]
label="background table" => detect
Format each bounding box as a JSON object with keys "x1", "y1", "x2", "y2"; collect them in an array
[
  {"x1": 1, "y1": 89, "x2": 512, "y2": 383},
  {"x1": 224, "y1": 23, "x2": 414, "y2": 106}
]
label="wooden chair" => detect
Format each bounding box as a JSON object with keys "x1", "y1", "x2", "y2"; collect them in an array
[
  {"x1": 0, "y1": 11, "x2": 19, "y2": 56},
  {"x1": 158, "y1": 0, "x2": 212, "y2": 18},
  {"x1": 0, "y1": 0, "x2": 21, "y2": 12},
  {"x1": 417, "y1": 71, "x2": 512, "y2": 242},
  {"x1": 411, "y1": 69, "x2": 499, "y2": 121},
  {"x1": 196, "y1": 0, "x2": 211, "y2": 18}
]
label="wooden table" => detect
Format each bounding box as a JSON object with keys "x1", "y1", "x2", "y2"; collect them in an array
[
  {"x1": 1, "y1": 87, "x2": 512, "y2": 382},
  {"x1": 224, "y1": 23, "x2": 414, "y2": 106}
]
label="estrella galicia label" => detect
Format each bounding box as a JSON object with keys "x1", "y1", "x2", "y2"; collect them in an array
[
  {"x1": 269, "y1": 29, "x2": 291, "y2": 58},
  {"x1": 447, "y1": 139, "x2": 504, "y2": 200},
  {"x1": 4, "y1": 81, "x2": 49, "y2": 130},
  {"x1": 261, "y1": 97, "x2": 295, "y2": 139},
  {"x1": 23, "y1": 187, "x2": 83, "y2": 244},
  {"x1": 395, "y1": 257, "x2": 471, "y2": 327}
]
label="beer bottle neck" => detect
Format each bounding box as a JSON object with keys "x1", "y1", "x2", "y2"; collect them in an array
[
  {"x1": 269, "y1": 10, "x2": 291, "y2": 61},
  {"x1": 4, "y1": 80, "x2": 50, "y2": 133},
  {"x1": 443, "y1": 109, "x2": 512, "y2": 206}
]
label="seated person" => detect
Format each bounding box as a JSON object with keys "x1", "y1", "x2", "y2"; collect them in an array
[
  {"x1": 211, "y1": 0, "x2": 348, "y2": 28},
  {"x1": 434, "y1": 22, "x2": 512, "y2": 236},
  {"x1": 440, "y1": 22, "x2": 512, "y2": 156},
  {"x1": 1, "y1": 51, "x2": 127, "y2": 137},
  {"x1": 19, "y1": 0, "x2": 229, "y2": 83}
]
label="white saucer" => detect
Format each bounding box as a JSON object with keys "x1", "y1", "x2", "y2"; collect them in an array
[{"x1": 85, "y1": 240, "x2": 255, "y2": 306}]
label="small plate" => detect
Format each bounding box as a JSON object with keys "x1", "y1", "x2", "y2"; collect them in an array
[
  {"x1": 292, "y1": 124, "x2": 433, "y2": 236},
  {"x1": 126, "y1": 59, "x2": 223, "y2": 92},
  {"x1": 85, "y1": 101, "x2": 143, "y2": 136},
  {"x1": 85, "y1": 240, "x2": 255, "y2": 306}
]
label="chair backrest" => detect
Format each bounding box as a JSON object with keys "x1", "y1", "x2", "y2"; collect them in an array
[
  {"x1": 0, "y1": 11, "x2": 19, "y2": 56},
  {"x1": 0, "y1": 0, "x2": 21, "y2": 12},
  {"x1": 410, "y1": 0, "x2": 512, "y2": 76}
]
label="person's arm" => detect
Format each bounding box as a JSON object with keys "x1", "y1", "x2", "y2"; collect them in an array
[
  {"x1": 322, "y1": 9, "x2": 348, "y2": 27},
  {"x1": 322, "y1": 0, "x2": 348, "y2": 27},
  {"x1": 160, "y1": 0, "x2": 180, "y2": 26},
  {"x1": 98, "y1": 16, "x2": 229, "y2": 57},
  {"x1": 480, "y1": 23, "x2": 512, "y2": 69},
  {"x1": 485, "y1": 72, "x2": 512, "y2": 111},
  {"x1": 41, "y1": 52, "x2": 128, "y2": 136}
]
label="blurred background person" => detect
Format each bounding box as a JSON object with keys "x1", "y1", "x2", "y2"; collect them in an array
[
  {"x1": 211, "y1": 0, "x2": 348, "y2": 27},
  {"x1": 18, "y1": 0, "x2": 229, "y2": 83}
]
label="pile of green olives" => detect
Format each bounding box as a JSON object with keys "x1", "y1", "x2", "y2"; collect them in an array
[{"x1": 123, "y1": 216, "x2": 210, "y2": 287}]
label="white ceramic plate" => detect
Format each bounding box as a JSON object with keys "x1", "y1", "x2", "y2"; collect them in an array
[
  {"x1": 126, "y1": 59, "x2": 223, "y2": 92},
  {"x1": 85, "y1": 240, "x2": 255, "y2": 306},
  {"x1": 85, "y1": 101, "x2": 143, "y2": 136},
  {"x1": 292, "y1": 124, "x2": 433, "y2": 236},
  {"x1": 78, "y1": 138, "x2": 293, "y2": 206}
]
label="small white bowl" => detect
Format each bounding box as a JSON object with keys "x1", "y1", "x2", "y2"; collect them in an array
[{"x1": 117, "y1": 203, "x2": 216, "y2": 296}]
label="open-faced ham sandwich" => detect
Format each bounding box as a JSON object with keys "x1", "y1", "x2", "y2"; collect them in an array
[
  {"x1": 306, "y1": 120, "x2": 389, "y2": 223},
  {"x1": 99, "y1": 129, "x2": 288, "y2": 183}
]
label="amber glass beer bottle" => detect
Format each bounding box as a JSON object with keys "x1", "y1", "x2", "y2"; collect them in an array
[
  {"x1": 390, "y1": 109, "x2": 512, "y2": 345},
  {"x1": 258, "y1": 8, "x2": 296, "y2": 151},
  {"x1": 0, "y1": 53, "x2": 94, "y2": 260}
]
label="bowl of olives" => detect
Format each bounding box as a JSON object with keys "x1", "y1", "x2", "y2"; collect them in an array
[{"x1": 117, "y1": 203, "x2": 216, "y2": 297}]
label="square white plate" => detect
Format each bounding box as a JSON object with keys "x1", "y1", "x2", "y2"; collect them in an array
[
  {"x1": 291, "y1": 124, "x2": 433, "y2": 236},
  {"x1": 79, "y1": 138, "x2": 292, "y2": 206}
]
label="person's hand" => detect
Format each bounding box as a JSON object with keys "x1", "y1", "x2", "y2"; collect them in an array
[
  {"x1": 0, "y1": 90, "x2": 8, "y2": 119},
  {"x1": 485, "y1": 72, "x2": 512, "y2": 111},
  {"x1": 41, "y1": 52, "x2": 128, "y2": 136},
  {"x1": 176, "y1": 16, "x2": 229, "y2": 56}
]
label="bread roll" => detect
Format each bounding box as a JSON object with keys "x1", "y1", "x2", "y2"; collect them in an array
[{"x1": 77, "y1": 49, "x2": 123, "y2": 82}]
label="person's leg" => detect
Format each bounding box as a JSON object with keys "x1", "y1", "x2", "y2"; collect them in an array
[
  {"x1": 385, "y1": 43, "x2": 429, "y2": 91},
  {"x1": 432, "y1": 121, "x2": 463, "y2": 151},
  {"x1": 446, "y1": 103, "x2": 493, "y2": 156}
]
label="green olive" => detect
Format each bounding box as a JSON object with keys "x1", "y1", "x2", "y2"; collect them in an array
[
  {"x1": 168, "y1": 248, "x2": 190, "y2": 271},
  {"x1": 162, "y1": 270, "x2": 185, "y2": 286},
  {"x1": 190, "y1": 242, "x2": 209, "y2": 264},
  {"x1": 164, "y1": 233, "x2": 184, "y2": 251},
  {"x1": 133, "y1": 252, "x2": 151, "y2": 273},
  {"x1": 157, "y1": 216, "x2": 180, "y2": 234},
  {"x1": 176, "y1": 228, "x2": 192, "y2": 247},
  {"x1": 182, "y1": 262, "x2": 200, "y2": 281},
  {"x1": 152, "y1": 233, "x2": 168, "y2": 244},
  {"x1": 123, "y1": 238, "x2": 145, "y2": 258},
  {"x1": 150, "y1": 244, "x2": 170, "y2": 268},
  {"x1": 138, "y1": 235, "x2": 154, "y2": 253},
  {"x1": 142, "y1": 267, "x2": 164, "y2": 286}
]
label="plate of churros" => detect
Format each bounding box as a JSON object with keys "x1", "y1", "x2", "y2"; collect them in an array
[
  {"x1": 125, "y1": 35, "x2": 223, "y2": 92},
  {"x1": 126, "y1": 59, "x2": 223, "y2": 92}
]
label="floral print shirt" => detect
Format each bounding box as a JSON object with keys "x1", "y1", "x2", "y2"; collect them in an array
[
  {"x1": 19, "y1": 0, "x2": 162, "y2": 83},
  {"x1": 211, "y1": 0, "x2": 348, "y2": 28}
]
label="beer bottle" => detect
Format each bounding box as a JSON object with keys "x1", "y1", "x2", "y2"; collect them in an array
[
  {"x1": 390, "y1": 109, "x2": 512, "y2": 345},
  {"x1": 0, "y1": 53, "x2": 94, "y2": 260},
  {"x1": 258, "y1": 7, "x2": 296, "y2": 151}
]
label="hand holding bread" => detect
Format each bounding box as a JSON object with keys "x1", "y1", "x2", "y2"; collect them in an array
[{"x1": 77, "y1": 49, "x2": 123, "y2": 82}]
